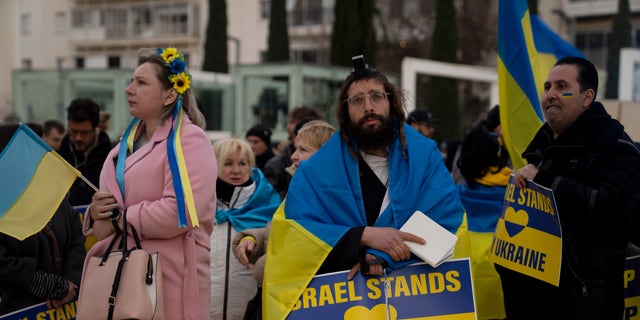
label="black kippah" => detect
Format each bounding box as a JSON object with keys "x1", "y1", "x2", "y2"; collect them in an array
[{"x1": 351, "y1": 54, "x2": 375, "y2": 79}]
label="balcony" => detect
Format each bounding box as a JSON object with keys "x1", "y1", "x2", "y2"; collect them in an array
[{"x1": 70, "y1": 4, "x2": 199, "y2": 47}]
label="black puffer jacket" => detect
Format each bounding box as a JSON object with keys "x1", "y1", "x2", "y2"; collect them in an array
[{"x1": 498, "y1": 102, "x2": 640, "y2": 319}]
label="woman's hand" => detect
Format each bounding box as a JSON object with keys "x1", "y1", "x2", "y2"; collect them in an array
[
  {"x1": 90, "y1": 191, "x2": 119, "y2": 221},
  {"x1": 233, "y1": 238, "x2": 256, "y2": 268}
]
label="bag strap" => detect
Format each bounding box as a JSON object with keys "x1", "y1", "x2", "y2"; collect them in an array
[
  {"x1": 100, "y1": 229, "x2": 123, "y2": 264},
  {"x1": 106, "y1": 210, "x2": 148, "y2": 320},
  {"x1": 107, "y1": 249, "x2": 130, "y2": 320},
  {"x1": 129, "y1": 222, "x2": 143, "y2": 249}
]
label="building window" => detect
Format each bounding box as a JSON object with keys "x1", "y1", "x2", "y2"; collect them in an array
[
  {"x1": 72, "y1": 9, "x2": 94, "y2": 28},
  {"x1": 55, "y1": 12, "x2": 66, "y2": 33},
  {"x1": 75, "y1": 57, "x2": 85, "y2": 69},
  {"x1": 291, "y1": 0, "x2": 324, "y2": 26},
  {"x1": 261, "y1": 1, "x2": 271, "y2": 19},
  {"x1": 108, "y1": 56, "x2": 121, "y2": 68},
  {"x1": 101, "y1": 9, "x2": 127, "y2": 38},
  {"x1": 293, "y1": 50, "x2": 317, "y2": 63},
  {"x1": 576, "y1": 29, "x2": 610, "y2": 69},
  {"x1": 21, "y1": 14, "x2": 31, "y2": 35},
  {"x1": 157, "y1": 5, "x2": 189, "y2": 35},
  {"x1": 132, "y1": 7, "x2": 152, "y2": 35}
]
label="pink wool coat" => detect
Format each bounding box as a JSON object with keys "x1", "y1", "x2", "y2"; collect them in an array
[{"x1": 82, "y1": 116, "x2": 216, "y2": 320}]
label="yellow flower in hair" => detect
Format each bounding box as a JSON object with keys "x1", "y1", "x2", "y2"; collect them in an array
[
  {"x1": 169, "y1": 72, "x2": 191, "y2": 94},
  {"x1": 160, "y1": 47, "x2": 180, "y2": 64}
]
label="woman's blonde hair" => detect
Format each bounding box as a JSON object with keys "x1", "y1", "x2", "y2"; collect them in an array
[
  {"x1": 213, "y1": 138, "x2": 256, "y2": 170},
  {"x1": 296, "y1": 120, "x2": 336, "y2": 150}
]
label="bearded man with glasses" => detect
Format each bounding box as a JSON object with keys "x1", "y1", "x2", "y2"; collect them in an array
[
  {"x1": 58, "y1": 97, "x2": 113, "y2": 207},
  {"x1": 263, "y1": 55, "x2": 470, "y2": 320}
]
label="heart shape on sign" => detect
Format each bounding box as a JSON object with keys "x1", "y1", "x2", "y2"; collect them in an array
[
  {"x1": 344, "y1": 304, "x2": 397, "y2": 320},
  {"x1": 503, "y1": 206, "x2": 528, "y2": 237}
]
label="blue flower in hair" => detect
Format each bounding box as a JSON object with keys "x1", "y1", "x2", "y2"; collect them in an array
[{"x1": 168, "y1": 58, "x2": 187, "y2": 74}]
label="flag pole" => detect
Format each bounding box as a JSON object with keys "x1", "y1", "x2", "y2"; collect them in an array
[
  {"x1": 79, "y1": 174, "x2": 100, "y2": 192},
  {"x1": 49, "y1": 152, "x2": 100, "y2": 193}
]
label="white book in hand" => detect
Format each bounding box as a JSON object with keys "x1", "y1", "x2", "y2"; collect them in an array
[{"x1": 400, "y1": 211, "x2": 458, "y2": 268}]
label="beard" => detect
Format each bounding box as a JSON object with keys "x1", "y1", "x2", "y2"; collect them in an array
[{"x1": 351, "y1": 113, "x2": 394, "y2": 151}]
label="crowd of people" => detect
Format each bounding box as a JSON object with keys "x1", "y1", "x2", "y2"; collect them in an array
[{"x1": 0, "y1": 48, "x2": 639, "y2": 320}]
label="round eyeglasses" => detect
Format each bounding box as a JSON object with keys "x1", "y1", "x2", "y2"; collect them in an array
[{"x1": 345, "y1": 91, "x2": 390, "y2": 109}]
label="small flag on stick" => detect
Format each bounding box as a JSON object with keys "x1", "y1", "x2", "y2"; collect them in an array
[{"x1": 0, "y1": 124, "x2": 82, "y2": 240}]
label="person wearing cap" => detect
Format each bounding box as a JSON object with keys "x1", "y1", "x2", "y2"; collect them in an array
[
  {"x1": 483, "y1": 105, "x2": 501, "y2": 137},
  {"x1": 482, "y1": 105, "x2": 511, "y2": 169},
  {"x1": 246, "y1": 124, "x2": 275, "y2": 172},
  {"x1": 263, "y1": 55, "x2": 470, "y2": 320},
  {"x1": 407, "y1": 109, "x2": 436, "y2": 138}
]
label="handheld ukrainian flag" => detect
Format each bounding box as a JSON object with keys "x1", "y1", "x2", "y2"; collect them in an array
[
  {"x1": 0, "y1": 124, "x2": 81, "y2": 240},
  {"x1": 498, "y1": 0, "x2": 584, "y2": 169}
]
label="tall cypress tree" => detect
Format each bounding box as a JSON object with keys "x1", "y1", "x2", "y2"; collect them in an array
[
  {"x1": 202, "y1": 0, "x2": 228, "y2": 73},
  {"x1": 266, "y1": 0, "x2": 290, "y2": 62},
  {"x1": 425, "y1": 0, "x2": 460, "y2": 140},
  {"x1": 605, "y1": 0, "x2": 631, "y2": 99},
  {"x1": 330, "y1": 1, "x2": 377, "y2": 67}
]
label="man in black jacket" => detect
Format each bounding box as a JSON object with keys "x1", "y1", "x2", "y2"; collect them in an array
[
  {"x1": 57, "y1": 98, "x2": 112, "y2": 206},
  {"x1": 503, "y1": 56, "x2": 640, "y2": 319}
]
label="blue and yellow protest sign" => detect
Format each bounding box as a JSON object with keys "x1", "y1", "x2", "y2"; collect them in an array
[
  {"x1": 626, "y1": 255, "x2": 640, "y2": 320},
  {"x1": 489, "y1": 175, "x2": 561, "y2": 286},
  {"x1": 287, "y1": 259, "x2": 476, "y2": 320},
  {"x1": 0, "y1": 298, "x2": 77, "y2": 320}
]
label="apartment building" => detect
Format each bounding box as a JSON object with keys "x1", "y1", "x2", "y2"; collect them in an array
[{"x1": 3, "y1": 0, "x2": 640, "y2": 134}]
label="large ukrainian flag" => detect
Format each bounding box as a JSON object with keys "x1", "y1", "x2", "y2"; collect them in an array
[
  {"x1": 0, "y1": 124, "x2": 80, "y2": 240},
  {"x1": 498, "y1": 0, "x2": 584, "y2": 169},
  {"x1": 263, "y1": 127, "x2": 471, "y2": 320}
]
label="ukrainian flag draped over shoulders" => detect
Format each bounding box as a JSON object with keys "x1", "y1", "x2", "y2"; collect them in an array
[
  {"x1": 263, "y1": 125, "x2": 470, "y2": 320},
  {"x1": 0, "y1": 124, "x2": 80, "y2": 240},
  {"x1": 498, "y1": 0, "x2": 584, "y2": 169}
]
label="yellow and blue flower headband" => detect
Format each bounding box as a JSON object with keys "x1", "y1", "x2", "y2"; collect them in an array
[
  {"x1": 116, "y1": 47, "x2": 199, "y2": 228},
  {"x1": 157, "y1": 47, "x2": 191, "y2": 94}
]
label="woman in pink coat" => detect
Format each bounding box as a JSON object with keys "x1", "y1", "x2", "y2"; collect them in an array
[{"x1": 80, "y1": 47, "x2": 217, "y2": 319}]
